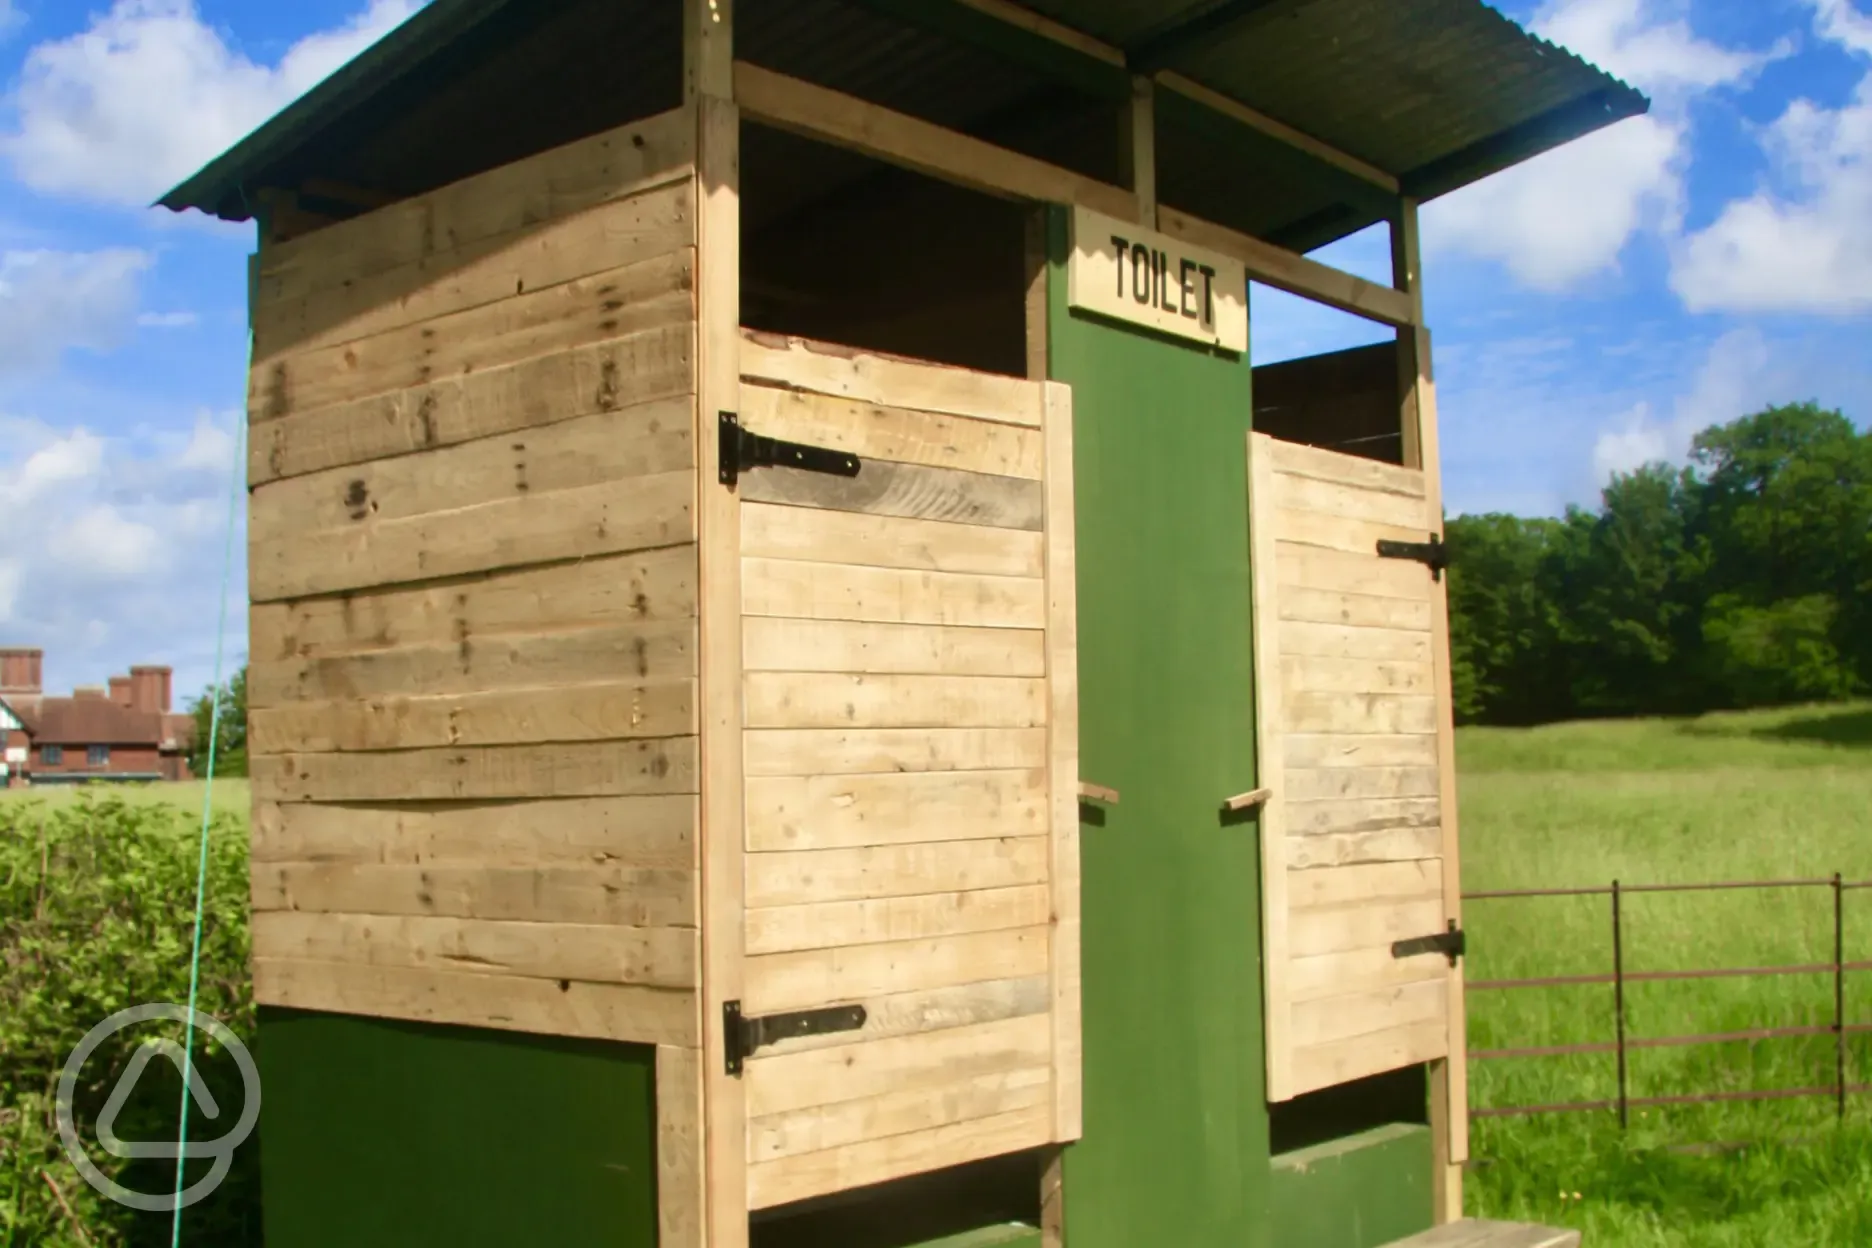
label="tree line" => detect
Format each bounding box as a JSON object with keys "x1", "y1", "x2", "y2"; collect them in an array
[{"x1": 1446, "y1": 402, "x2": 1871, "y2": 724}]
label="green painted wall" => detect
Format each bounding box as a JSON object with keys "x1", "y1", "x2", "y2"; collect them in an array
[
  {"x1": 1045, "y1": 208, "x2": 1272, "y2": 1248},
  {"x1": 1271, "y1": 1125, "x2": 1434, "y2": 1247},
  {"x1": 257, "y1": 1009, "x2": 658, "y2": 1248}
]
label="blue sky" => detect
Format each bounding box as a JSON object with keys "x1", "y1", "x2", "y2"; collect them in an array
[{"x1": 0, "y1": 0, "x2": 1867, "y2": 701}]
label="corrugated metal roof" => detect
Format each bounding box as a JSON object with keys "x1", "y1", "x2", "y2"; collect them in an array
[{"x1": 160, "y1": 0, "x2": 1645, "y2": 254}]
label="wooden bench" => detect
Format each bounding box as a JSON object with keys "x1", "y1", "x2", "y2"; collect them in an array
[{"x1": 1383, "y1": 1220, "x2": 1582, "y2": 1248}]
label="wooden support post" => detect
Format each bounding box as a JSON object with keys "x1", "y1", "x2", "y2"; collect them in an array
[
  {"x1": 688, "y1": 7, "x2": 745, "y2": 1248},
  {"x1": 1392, "y1": 197, "x2": 1468, "y2": 1223},
  {"x1": 1121, "y1": 75, "x2": 1157, "y2": 228}
]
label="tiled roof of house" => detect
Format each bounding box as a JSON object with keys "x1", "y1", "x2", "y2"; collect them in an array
[{"x1": 30, "y1": 697, "x2": 181, "y2": 748}]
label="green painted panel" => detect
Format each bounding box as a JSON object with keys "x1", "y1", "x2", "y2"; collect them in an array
[
  {"x1": 257, "y1": 1008, "x2": 657, "y2": 1248},
  {"x1": 1046, "y1": 208, "x2": 1272, "y2": 1248},
  {"x1": 1271, "y1": 1124, "x2": 1434, "y2": 1248}
]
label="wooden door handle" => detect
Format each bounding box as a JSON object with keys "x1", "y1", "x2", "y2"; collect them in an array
[
  {"x1": 1079, "y1": 782, "x2": 1120, "y2": 805},
  {"x1": 1224, "y1": 787, "x2": 1272, "y2": 812}
]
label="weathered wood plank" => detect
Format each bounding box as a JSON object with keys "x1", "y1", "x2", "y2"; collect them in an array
[
  {"x1": 1290, "y1": 1016, "x2": 1448, "y2": 1096},
  {"x1": 746, "y1": 1105, "x2": 1050, "y2": 1210},
  {"x1": 739, "y1": 383, "x2": 1044, "y2": 479},
  {"x1": 250, "y1": 737, "x2": 698, "y2": 802},
  {"x1": 249, "y1": 545, "x2": 697, "y2": 664},
  {"x1": 745, "y1": 1013, "x2": 1052, "y2": 1117},
  {"x1": 1249, "y1": 432, "x2": 1295, "y2": 1101},
  {"x1": 656, "y1": 1045, "x2": 705, "y2": 1248},
  {"x1": 1284, "y1": 732, "x2": 1439, "y2": 770},
  {"x1": 252, "y1": 250, "x2": 694, "y2": 420},
  {"x1": 1042, "y1": 377, "x2": 1081, "y2": 1144},
  {"x1": 737, "y1": 459, "x2": 1043, "y2": 531},
  {"x1": 1290, "y1": 978, "x2": 1447, "y2": 1049},
  {"x1": 251, "y1": 469, "x2": 695, "y2": 602},
  {"x1": 1276, "y1": 542, "x2": 1435, "y2": 603},
  {"x1": 252, "y1": 957, "x2": 698, "y2": 1046},
  {"x1": 1287, "y1": 826, "x2": 1444, "y2": 869},
  {"x1": 747, "y1": 1066, "x2": 1050, "y2": 1164},
  {"x1": 257, "y1": 107, "x2": 693, "y2": 297},
  {"x1": 745, "y1": 926, "x2": 1051, "y2": 1014},
  {"x1": 1275, "y1": 506, "x2": 1429, "y2": 559},
  {"x1": 251, "y1": 860, "x2": 696, "y2": 927},
  {"x1": 255, "y1": 177, "x2": 695, "y2": 359},
  {"x1": 743, "y1": 673, "x2": 1046, "y2": 730},
  {"x1": 1289, "y1": 897, "x2": 1447, "y2": 958},
  {"x1": 743, "y1": 727, "x2": 1047, "y2": 777},
  {"x1": 1286, "y1": 860, "x2": 1444, "y2": 910},
  {"x1": 249, "y1": 619, "x2": 697, "y2": 708},
  {"x1": 1286, "y1": 796, "x2": 1442, "y2": 839},
  {"x1": 1274, "y1": 470, "x2": 1429, "y2": 532},
  {"x1": 742, "y1": 617, "x2": 1045, "y2": 678},
  {"x1": 1277, "y1": 586, "x2": 1434, "y2": 631},
  {"x1": 1284, "y1": 765, "x2": 1440, "y2": 802},
  {"x1": 1266, "y1": 438, "x2": 1426, "y2": 498},
  {"x1": 1280, "y1": 655, "x2": 1435, "y2": 696},
  {"x1": 250, "y1": 911, "x2": 699, "y2": 989},
  {"x1": 745, "y1": 837, "x2": 1049, "y2": 908},
  {"x1": 1279, "y1": 621, "x2": 1432, "y2": 663},
  {"x1": 740, "y1": 503, "x2": 1044, "y2": 578},
  {"x1": 1287, "y1": 943, "x2": 1450, "y2": 1004},
  {"x1": 753, "y1": 975, "x2": 1050, "y2": 1059},
  {"x1": 250, "y1": 400, "x2": 693, "y2": 545},
  {"x1": 1283, "y1": 690, "x2": 1438, "y2": 736},
  {"x1": 249, "y1": 679, "x2": 696, "y2": 754},
  {"x1": 250, "y1": 795, "x2": 696, "y2": 869},
  {"x1": 741, "y1": 558, "x2": 1045, "y2": 629},
  {"x1": 744, "y1": 886, "x2": 1051, "y2": 955},
  {"x1": 740, "y1": 331, "x2": 1044, "y2": 427},
  {"x1": 745, "y1": 769, "x2": 1046, "y2": 852},
  {"x1": 249, "y1": 326, "x2": 693, "y2": 485}
]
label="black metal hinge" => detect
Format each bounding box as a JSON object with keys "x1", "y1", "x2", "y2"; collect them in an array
[
  {"x1": 1375, "y1": 533, "x2": 1449, "y2": 581},
  {"x1": 718, "y1": 411, "x2": 862, "y2": 487},
  {"x1": 723, "y1": 1000, "x2": 867, "y2": 1076},
  {"x1": 1392, "y1": 920, "x2": 1465, "y2": 966}
]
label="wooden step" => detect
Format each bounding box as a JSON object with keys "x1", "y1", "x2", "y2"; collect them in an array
[{"x1": 1382, "y1": 1219, "x2": 1581, "y2": 1248}]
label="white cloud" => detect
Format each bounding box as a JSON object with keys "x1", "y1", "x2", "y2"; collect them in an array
[
  {"x1": 1671, "y1": 9, "x2": 1872, "y2": 315},
  {"x1": 0, "y1": 0, "x2": 425, "y2": 207},
  {"x1": 0, "y1": 411, "x2": 246, "y2": 697},
  {"x1": 137, "y1": 310, "x2": 198, "y2": 328},
  {"x1": 1425, "y1": 0, "x2": 1781, "y2": 290},
  {"x1": 1588, "y1": 328, "x2": 1784, "y2": 481},
  {"x1": 0, "y1": 0, "x2": 23, "y2": 40},
  {"x1": 0, "y1": 248, "x2": 150, "y2": 374}
]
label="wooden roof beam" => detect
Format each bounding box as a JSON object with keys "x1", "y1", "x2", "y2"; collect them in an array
[
  {"x1": 1156, "y1": 70, "x2": 1399, "y2": 194},
  {"x1": 952, "y1": 0, "x2": 1124, "y2": 66}
]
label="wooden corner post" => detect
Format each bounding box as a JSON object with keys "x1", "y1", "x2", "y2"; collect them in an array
[
  {"x1": 684, "y1": 3, "x2": 746, "y2": 1247},
  {"x1": 1392, "y1": 197, "x2": 1469, "y2": 1224}
]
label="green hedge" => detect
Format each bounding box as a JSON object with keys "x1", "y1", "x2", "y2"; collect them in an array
[{"x1": 1, "y1": 796, "x2": 258, "y2": 1246}]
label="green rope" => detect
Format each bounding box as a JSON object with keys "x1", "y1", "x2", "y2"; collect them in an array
[{"x1": 171, "y1": 416, "x2": 246, "y2": 1245}]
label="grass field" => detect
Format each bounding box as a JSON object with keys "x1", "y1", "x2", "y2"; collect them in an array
[
  {"x1": 1460, "y1": 702, "x2": 1872, "y2": 1246},
  {"x1": 5, "y1": 708, "x2": 1868, "y2": 1243}
]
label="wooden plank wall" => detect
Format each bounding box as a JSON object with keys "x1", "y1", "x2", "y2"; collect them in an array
[
  {"x1": 1251, "y1": 433, "x2": 1452, "y2": 1099},
  {"x1": 245, "y1": 106, "x2": 707, "y2": 1050},
  {"x1": 731, "y1": 333, "x2": 1074, "y2": 1210}
]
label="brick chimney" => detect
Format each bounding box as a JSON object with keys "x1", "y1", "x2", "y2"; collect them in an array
[
  {"x1": 109, "y1": 675, "x2": 133, "y2": 707},
  {"x1": 130, "y1": 665, "x2": 174, "y2": 714},
  {"x1": 0, "y1": 647, "x2": 42, "y2": 697}
]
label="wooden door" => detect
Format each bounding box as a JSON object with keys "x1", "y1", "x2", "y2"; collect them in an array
[
  {"x1": 1247, "y1": 432, "x2": 1466, "y2": 1106},
  {"x1": 728, "y1": 331, "x2": 1080, "y2": 1211}
]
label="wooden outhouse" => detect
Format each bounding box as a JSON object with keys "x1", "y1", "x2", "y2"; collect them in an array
[{"x1": 163, "y1": 3, "x2": 1642, "y2": 1245}]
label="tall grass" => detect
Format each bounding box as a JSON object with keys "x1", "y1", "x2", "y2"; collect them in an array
[{"x1": 1461, "y1": 703, "x2": 1872, "y2": 1245}]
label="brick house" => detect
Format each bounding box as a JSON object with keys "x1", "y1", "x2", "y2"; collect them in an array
[{"x1": 0, "y1": 647, "x2": 195, "y2": 786}]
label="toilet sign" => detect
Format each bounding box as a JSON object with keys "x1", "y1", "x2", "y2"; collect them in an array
[{"x1": 1067, "y1": 206, "x2": 1247, "y2": 352}]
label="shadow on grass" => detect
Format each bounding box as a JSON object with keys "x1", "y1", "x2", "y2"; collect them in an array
[{"x1": 1751, "y1": 707, "x2": 1872, "y2": 749}]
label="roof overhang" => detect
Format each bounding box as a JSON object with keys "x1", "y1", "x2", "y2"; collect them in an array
[{"x1": 160, "y1": 0, "x2": 1646, "y2": 255}]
